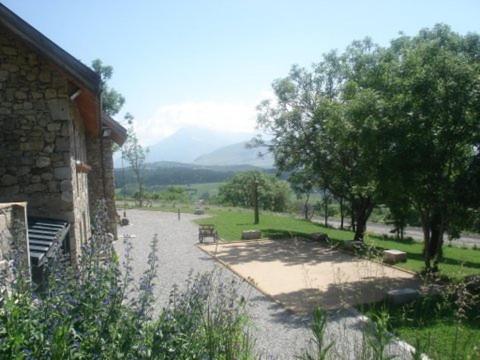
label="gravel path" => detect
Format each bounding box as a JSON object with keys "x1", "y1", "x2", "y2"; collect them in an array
[{"x1": 115, "y1": 209, "x2": 413, "y2": 359}]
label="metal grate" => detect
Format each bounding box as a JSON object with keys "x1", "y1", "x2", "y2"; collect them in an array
[{"x1": 27, "y1": 217, "x2": 70, "y2": 267}]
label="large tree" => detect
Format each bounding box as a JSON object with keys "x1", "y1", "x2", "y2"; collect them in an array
[
  {"x1": 121, "y1": 113, "x2": 149, "y2": 207},
  {"x1": 218, "y1": 171, "x2": 291, "y2": 223},
  {"x1": 378, "y1": 25, "x2": 480, "y2": 271},
  {"x1": 257, "y1": 40, "x2": 387, "y2": 241}
]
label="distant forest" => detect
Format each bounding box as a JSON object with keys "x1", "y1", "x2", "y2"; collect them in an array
[{"x1": 114, "y1": 163, "x2": 275, "y2": 188}]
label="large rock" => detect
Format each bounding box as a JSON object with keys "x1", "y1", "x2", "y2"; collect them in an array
[
  {"x1": 383, "y1": 249, "x2": 407, "y2": 264},
  {"x1": 310, "y1": 232, "x2": 329, "y2": 242},
  {"x1": 241, "y1": 230, "x2": 261, "y2": 240},
  {"x1": 343, "y1": 240, "x2": 365, "y2": 252},
  {"x1": 54, "y1": 166, "x2": 71, "y2": 180},
  {"x1": 465, "y1": 275, "x2": 480, "y2": 296},
  {"x1": 387, "y1": 288, "x2": 419, "y2": 305}
]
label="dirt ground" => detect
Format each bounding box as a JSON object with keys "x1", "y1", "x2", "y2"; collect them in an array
[{"x1": 199, "y1": 238, "x2": 420, "y2": 313}]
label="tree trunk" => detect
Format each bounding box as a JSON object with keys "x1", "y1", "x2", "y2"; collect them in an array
[
  {"x1": 324, "y1": 201, "x2": 328, "y2": 227},
  {"x1": 304, "y1": 193, "x2": 310, "y2": 220},
  {"x1": 350, "y1": 205, "x2": 356, "y2": 232},
  {"x1": 135, "y1": 171, "x2": 143, "y2": 207},
  {"x1": 352, "y1": 198, "x2": 374, "y2": 242},
  {"x1": 253, "y1": 181, "x2": 259, "y2": 224},
  {"x1": 339, "y1": 197, "x2": 345, "y2": 230},
  {"x1": 422, "y1": 210, "x2": 445, "y2": 272}
]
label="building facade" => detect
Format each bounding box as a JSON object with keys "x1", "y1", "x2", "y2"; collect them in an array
[{"x1": 0, "y1": 4, "x2": 126, "y2": 264}]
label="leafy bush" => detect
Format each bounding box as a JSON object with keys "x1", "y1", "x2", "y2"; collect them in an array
[
  {"x1": 0, "y1": 206, "x2": 253, "y2": 359},
  {"x1": 218, "y1": 171, "x2": 292, "y2": 212}
]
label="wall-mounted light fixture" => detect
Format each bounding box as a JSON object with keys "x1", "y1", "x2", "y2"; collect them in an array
[
  {"x1": 69, "y1": 88, "x2": 82, "y2": 101},
  {"x1": 102, "y1": 128, "x2": 112, "y2": 138}
]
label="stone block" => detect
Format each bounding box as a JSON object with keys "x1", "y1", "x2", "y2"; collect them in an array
[
  {"x1": 310, "y1": 232, "x2": 329, "y2": 242},
  {"x1": 41, "y1": 172, "x2": 53, "y2": 181},
  {"x1": 54, "y1": 166, "x2": 71, "y2": 180},
  {"x1": 194, "y1": 208, "x2": 205, "y2": 215},
  {"x1": 47, "y1": 99, "x2": 68, "y2": 121},
  {"x1": 387, "y1": 288, "x2": 419, "y2": 305},
  {"x1": 35, "y1": 156, "x2": 50, "y2": 168},
  {"x1": 55, "y1": 137, "x2": 70, "y2": 151},
  {"x1": 343, "y1": 240, "x2": 364, "y2": 251},
  {"x1": 241, "y1": 230, "x2": 261, "y2": 240},
  {"x1": 60, "y1": 180, "x2": 72, "y2": 192},
  {"x1": 47, "y1": 123, "x2": 61, "y2": 132},
  {"x1": 25, "y1": 183, "x2": 46, "y2": 193},
  {"x1": 383, "y1": 249, "x2": 407, "y2": 264},
  {"x1": 1, "y1": 174, "x2": 16, "y2": 186}
]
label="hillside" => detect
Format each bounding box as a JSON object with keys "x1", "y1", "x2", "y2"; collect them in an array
[{"x1": 194, "y1": 141, "x2": 274, "y2": 168}]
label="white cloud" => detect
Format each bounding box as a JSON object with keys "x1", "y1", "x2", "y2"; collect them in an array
[{"x1": 135, "y1": 91, "x2": 273, "y2": 145}]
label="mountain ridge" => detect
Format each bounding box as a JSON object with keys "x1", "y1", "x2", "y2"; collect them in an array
[{"x1": 194, "y1": 141, "x2": 274, "y2": 168}]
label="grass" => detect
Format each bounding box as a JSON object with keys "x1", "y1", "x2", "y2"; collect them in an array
[
  {"x1": 196, "y1": 208, "x2": 480, "y2": 279},
  {"x1": 363, "y1": 295, "x2": 480, "y2": 359}
]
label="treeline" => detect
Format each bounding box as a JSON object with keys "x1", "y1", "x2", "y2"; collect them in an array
[
  {"x1": 257, "y1": 24, "x2": 480, "y2": 271},
  {"x1": 115, "y1": 166, "x2": 237, "y2": 188},
  {"x1": 114, "y1": 164, "x2": 277, "y2": 189}
]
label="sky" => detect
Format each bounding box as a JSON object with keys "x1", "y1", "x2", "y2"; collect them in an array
[{"x1": 3, "y1": 0, "x2": 480, "y2": 145}]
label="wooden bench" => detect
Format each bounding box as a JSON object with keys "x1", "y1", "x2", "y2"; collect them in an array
[{"x1": 199, "y1": 224, "x2": 218, "y2": 243}]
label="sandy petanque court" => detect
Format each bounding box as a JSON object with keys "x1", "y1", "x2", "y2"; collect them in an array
[{"x1": 199, "y1": 238, "x2": 420, "y2": 313}]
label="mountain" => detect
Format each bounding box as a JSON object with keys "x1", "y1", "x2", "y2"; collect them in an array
[
  {"x1": 145, "y1": 127, "x2": 254, "y2": 164},
  {"x1": 194, "y1": 141, "x2": 274, "y2": 168}
]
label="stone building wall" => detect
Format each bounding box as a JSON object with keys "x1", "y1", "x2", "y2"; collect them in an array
[
  {"x1": 86, "y1": 136, "x2": 118, "y2": 239},
  {"x1": 102, "y1": 138, "x2": 118, "y2": 239},
  {"x1": 0, "y1": 202, "x2": 30, "y2": 301},
  {"x1": 70, "y1": 106, "x2": 91, "y2": 256},
  {"x1": 0, "y1": 25, "x2": 90, "y2": 261}
]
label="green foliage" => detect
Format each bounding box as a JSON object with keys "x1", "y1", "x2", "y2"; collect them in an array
[
  {"x1": 91, "y1": 59, "x2": 125, "y2": 116},
  {"x1": 297, "y1": 308, "x2": 333, "y2": 360},
  {"x1": 0, "y1": 208, "x2": 253, "y2": 359},
  {"x1": 364, "y1": 286, "x2": 480, "y2": 359},
  {"x1": 257, "y1": 40, "x2": 386, "y2": 242},
  {"x1": 218, "y1": 171, "x2": 292, "y2": 213},
  {"x1": 122, "y1": 113, "x2": 149, "y2": 206},
  {"x1": 377, "y1": 24, "x2": 480, "y2": 270},
  {"x1": 115, "y1": 165, "x2": 241, "y2": 189},
  {"x1": 257, "y1": 24, "x2": 480, "y2": 270},
  {"x1": 151, "y1": 186, "x2": 189, "y2": 203}
]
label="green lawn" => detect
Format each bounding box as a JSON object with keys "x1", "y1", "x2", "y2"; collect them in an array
[
  {"x1": 196, "y1": 209, "x2": 480, "y2": 279},
  {"x1": 364, "y1": 296, "x2": 480, "y2": 359}
]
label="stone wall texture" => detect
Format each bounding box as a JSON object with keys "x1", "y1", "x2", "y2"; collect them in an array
[
  {"x1": 0, "y1": 25, "x2": 90, "y2": 261},
  {"x1": 0, "y1": 202, "x2": 30, "y2": 301},
  {"x1": 86, "y1": 136, "x2": 118, "y2": 238}
]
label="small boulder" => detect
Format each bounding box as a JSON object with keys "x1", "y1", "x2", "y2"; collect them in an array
[
  {"x1": 194, "y1": 208, "x2": 205, "y2": 215},
  {"x1": 241, "y1": 230, "x2": 261, "y2": 240},
  {"x1": 343, "y1": 240, "x2": 365, "y2": 252},
  {"x1": 310, "y1": 232, "x2": 329, "y2": 242},
  {"x1": 387, "y1": 288, "x2": 419, "y2": 305},
  {"x1": 383, "y1": 249, "x2": 407, "y2": 264}
]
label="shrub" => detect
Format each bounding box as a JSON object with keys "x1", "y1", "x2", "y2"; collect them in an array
[
  {"x1": 0, "y1": 205, "x2": 254, "y2": 359},
  {"x1": 218, "y1": 171, "x2": 292, "y2": 212}
]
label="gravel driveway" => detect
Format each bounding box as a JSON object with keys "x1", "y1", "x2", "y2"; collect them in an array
[{"x1": 115, "y1": 209, "x2": 413, "y2": 359}]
